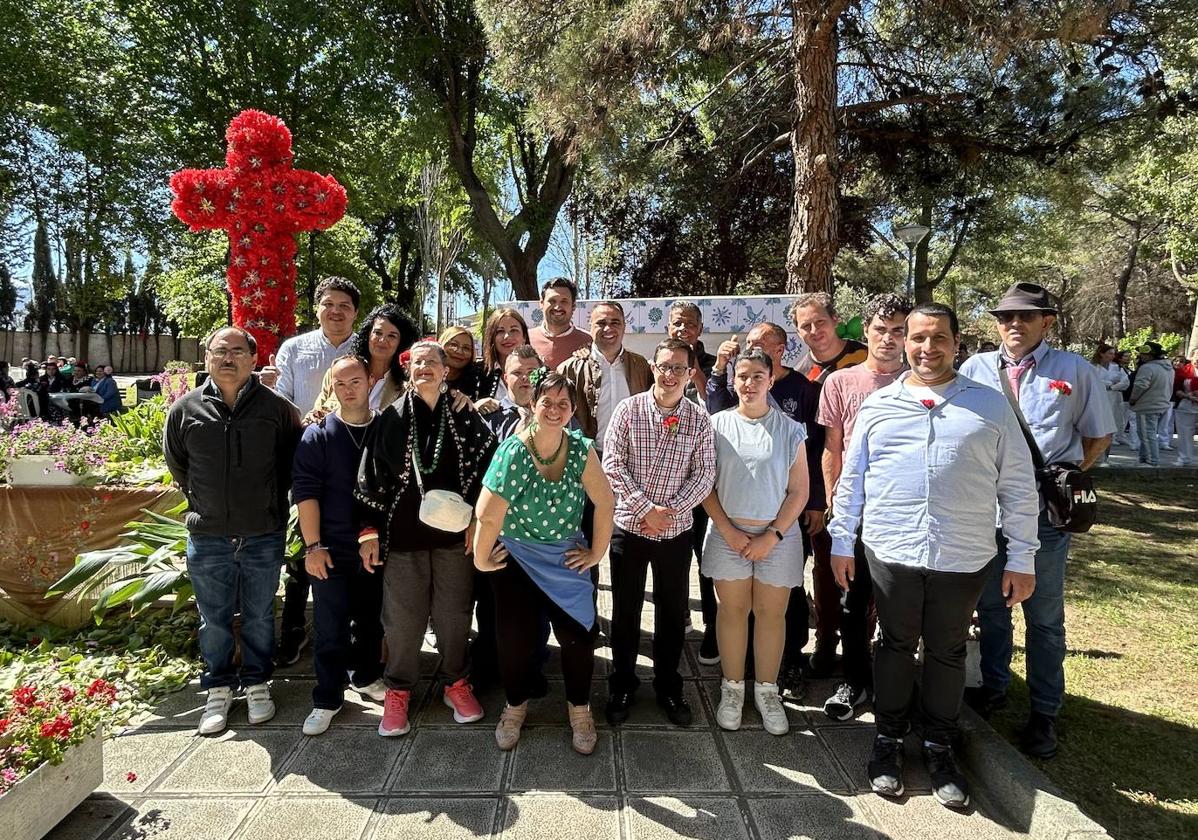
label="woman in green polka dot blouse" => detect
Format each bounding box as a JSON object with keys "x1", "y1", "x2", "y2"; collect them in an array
[{"x1": 473, "y1": 371, "x2": 615, "y2": 756}]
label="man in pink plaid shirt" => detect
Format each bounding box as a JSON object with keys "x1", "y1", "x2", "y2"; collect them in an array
[{"x1": 602, "y1": 338, "x2": 717, "y2": 726}]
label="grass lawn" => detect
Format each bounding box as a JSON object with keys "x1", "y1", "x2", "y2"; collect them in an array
[{"x1": 986, "y1": 471, "x2": 1197, "y2": 840}]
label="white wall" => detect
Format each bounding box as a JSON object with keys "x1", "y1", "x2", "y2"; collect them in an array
[{"x1": 0, "y1": 332, "x2": 203, "y2": 374}]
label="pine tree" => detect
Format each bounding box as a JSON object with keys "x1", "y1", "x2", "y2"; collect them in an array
[{"x1": 27, "y1": 220, "x2": 57, "y2": 333}]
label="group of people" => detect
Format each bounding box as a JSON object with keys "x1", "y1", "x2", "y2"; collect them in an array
[
  {"x1": 2, "y1": 355, "x2": 123, "y2": 423},
  {"x1": 1091, "y1": 342, "x2": 1198, "y2": 467},
  {"x1": 162, "y1": 275, "x2": 1129, "y2": 811}
]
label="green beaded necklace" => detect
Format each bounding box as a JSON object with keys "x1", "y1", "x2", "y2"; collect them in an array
[
  {"x1": 412, "y1": 400, "x2": 448, "y2": 474},
  {"x1": 526, "y1": 421, "x2": 567, "y2": 466}
]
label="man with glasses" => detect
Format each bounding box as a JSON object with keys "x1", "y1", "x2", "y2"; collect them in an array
[
  {"x1": 163, "y1": 327, "x2": 303, "y2": 735},
  {"x1": 706, "y1": 322, "x2": 827, "y2": 701},
  {"x1": 960, "y1": 282, "x2": 1113, "y2": 758},
  {"x1": 603, "y1": 338, "x2": 717, "y2": 726}
]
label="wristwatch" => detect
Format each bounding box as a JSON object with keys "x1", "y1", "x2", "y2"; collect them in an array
[{"x1": 771, "y1": 527, "x2": 784, "y2": 542}]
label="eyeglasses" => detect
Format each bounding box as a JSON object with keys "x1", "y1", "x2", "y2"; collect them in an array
[
  {"x1": 995, "y1": 311, "x2": 1043, "y2": 324},
  {"x1": 494, "y1": 328, "x2": 524, "y2": 338},
  {"x1": 654, "y1": 363, "x2": 692, "y2": 376},
  {"x1": 444, "y1": 342, "x2": 474, "y2": 354},
  {"x1": 208, "y1": 348, "x2": 252, "y2": 359}
]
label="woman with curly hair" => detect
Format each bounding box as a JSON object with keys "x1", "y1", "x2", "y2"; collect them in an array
[{"x1": 308, "y1": 305, "x2": 418, "y2": 422}]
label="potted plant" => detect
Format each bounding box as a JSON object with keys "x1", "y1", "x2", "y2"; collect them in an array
[
  {"x1": 0, "y1": 679, "x2": 117, "y2": 840},
  {"x1": 0, "y1": 418, "x2": 111, "y2": 487}
]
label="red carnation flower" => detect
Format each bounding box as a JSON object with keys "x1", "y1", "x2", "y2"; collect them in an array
[
  {"x1": 920, "y1": 399, "x2": 936, "y2": 409},
  {"x1": 12, "y1": 685, "x2": 36, "y2": 708},
  {"x1": 85, "y1": 678, "x2": 117, "y2": 702},
  {"x1": 663, "y1": 416, "x2": 681, "y2": 435},
  {"x1": 58, "y1": 686, "x2": 76, "y2": 703},
  {"x1": 1048, "y1": 379, "x2": 1072, "y2": 396}
]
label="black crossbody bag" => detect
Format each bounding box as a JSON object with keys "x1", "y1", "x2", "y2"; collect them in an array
[{"x1": 999, "y1": 366, "x2": 1098, "y2": 534}]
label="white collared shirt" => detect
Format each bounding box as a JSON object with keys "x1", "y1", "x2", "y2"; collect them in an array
[
  {"x1": 274, "y1": 328, "x2": 355, "y2": 414},
  {"x1": 596, "y1": 348, "x2": 631, "y2": 445}
]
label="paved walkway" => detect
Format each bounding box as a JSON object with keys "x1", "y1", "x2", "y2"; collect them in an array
[{"x1": 48, "y1": 572, "x2": 1107, "y2": 840}]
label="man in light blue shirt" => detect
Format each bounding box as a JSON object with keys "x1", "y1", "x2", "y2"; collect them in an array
[
  {"x1": 262, "y1": 276, "x2": 361, "y2": 415},
  {"x1": 959, "y1": 282, "x2": 1114, "y2": 760},
  {"x1": 829, "y1": 302, "x2": 1040, "y2": 810},
  {"x1": 261, "y1": 275, "x2": 361, "y2": 666}
]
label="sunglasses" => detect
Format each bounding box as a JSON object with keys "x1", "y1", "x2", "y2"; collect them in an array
[{"x1": 994, "y1": 311, "x2": 1044, "y2": 324}]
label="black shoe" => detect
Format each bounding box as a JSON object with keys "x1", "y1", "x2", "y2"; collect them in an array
[
  {"x1": 1021, "y1": 712, "x2": 1059, "y2": 759},
  {"x1": 605, "y1": 690, "x2": 634, "y2": 725},
  {"x1": 697, "y1": 626, "x2": 720, "y2": 666},
  {"x1": 275, "y1": 627, "x2": 308, "y2": 667},
  {"x1": 656, "y1": 693, "x2": 693, "y2": 727},
  {"x1": 923, "y1": 743, "x2": 970, "y2": 809},
  {"x1": 823, "y1": 682, "x2": 868, "y2": 722},
  {"x1": 806, "y1": 646, "x2": 837, "y2": 678},
  {"x1": 962, "y1": 685, "x2": 1007, "y2": 719},
  {"x1": 868, "y1": 734, "x2": 905, "y2": 797},
  {"x1": 779, "y1": 663, "x2": 805, "y2": 703}
]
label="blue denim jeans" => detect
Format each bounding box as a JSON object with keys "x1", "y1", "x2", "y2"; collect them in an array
[
  {"x1": 186, "y1": 531, "x2": 286, "y2": 690},
  {"x1": 977, "y1": 512, "x2": 1071, "y2": 717},
  {"x1": 1136, "y1": 411, "x2": 1163, "y2": 465}
]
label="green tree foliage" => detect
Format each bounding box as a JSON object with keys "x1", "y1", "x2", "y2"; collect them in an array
[{"x1": 25, "y1": 219, "x2": 57, "y2": 332}]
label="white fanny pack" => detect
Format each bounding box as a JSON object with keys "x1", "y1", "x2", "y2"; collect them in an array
[{"x1": 411, "y1": 448, "x2": 472, "y2": 532}]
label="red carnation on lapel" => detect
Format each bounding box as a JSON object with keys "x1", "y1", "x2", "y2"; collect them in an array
[{"x1": 920, "y1": 399, "x2": 936, "y2": 409}]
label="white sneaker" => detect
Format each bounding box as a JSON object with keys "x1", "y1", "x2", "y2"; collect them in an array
[
  {"x1": 245, "y1": 683, "x2": 276, "y2": 724},
  {"x1": 716, "y1": 679, "x2": 745, "y2": 731},
  {"x1": 355, "y1": 679, "x2": 387, "y2": 703},
  {"x1": 754, "y1": 681, "x2": 790, "y2": 736},
  {"x1": 198, "y1": 686, "x2": 234, "y2": 735},
  {"x1": 302, "y1": 706, "x2": 340, "y2": 736}
]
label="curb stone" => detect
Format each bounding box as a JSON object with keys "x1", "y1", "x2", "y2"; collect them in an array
[{"x1": 958, "y1": 706, "x2": 1112, "y2": 839}]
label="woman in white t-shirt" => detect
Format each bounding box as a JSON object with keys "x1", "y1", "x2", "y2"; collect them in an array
[
  {"x1": 702, "y1": 349, "x2": 810, "y2": 736},
  {"x1": 1091, "y1": 343, "x2": 1128, "y2": 460}
]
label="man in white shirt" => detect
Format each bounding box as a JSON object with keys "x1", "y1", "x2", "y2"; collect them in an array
[
  {"x1": 556, "y1": 301, "x2": 652, "y2": 450},
  {"x1": 261, "y1": 277, "x2": 360, "y2": 415},
  {"x1": 261, "y1": 276, "x2": 361, "y2": 666}
]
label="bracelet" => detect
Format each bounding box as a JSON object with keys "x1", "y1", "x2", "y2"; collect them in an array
[
  {"x1": 358, "y1": 529, "x2": 379, "y2": 544},
  {"x1": 304, "y1": 543, "x2": 328, "y2": 555},
  {"x1": 303, "y1": 540, "x2": 323, "y2": 550}
]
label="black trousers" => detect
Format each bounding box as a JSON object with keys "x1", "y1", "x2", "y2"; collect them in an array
[
  {"x1": 310, "y1": 553, "x2": 384, "y2": 710},
  {"x1": 490, "y1": 559, "x2": 595, "y2": 706},
  {"x1": 693, "y1": 508, "x2": 717, "y2": 628},
  {"x1": 470, "y1": 570, "x2": 499, "y2": 683},
  {"x1": 867, "y1": 551, "x2": 988, "y2": 745},
  {"x1": 608, "y1": 527, "x2": 693, "y2": 696},
  {"x1": 840, "y1": 532, "x2": 875, "y2": 691},
  {"x1": 281, "y1": 565, "x2": 311, "y2": 636},
  {"x1": 780, "y1": 528, "x2": 814, "y2": 667}
]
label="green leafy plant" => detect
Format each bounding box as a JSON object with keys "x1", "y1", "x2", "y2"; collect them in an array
[
  {"x1": 1116, "y1": 327, "x2": 1184, "y2": 359},
  {"x1": 47, "y1": 503, "x2": 304, "y2": 622}
]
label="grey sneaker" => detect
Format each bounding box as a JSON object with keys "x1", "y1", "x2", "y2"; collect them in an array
[
  {"x1": 823, "y1": 683, "x2": 868, "y2": 721},
  {"x1": 245, "y1": 683, "x2": 276, "y2": 724},
  {"x1": 302, "y1": 706, "x2": 340, "y2": 736},
  {"x1": 924, "y1": 743, "x2": 970, "y2": 809},
  {"x1": 198, "y1": 686, "x2": 233, "y2": 735}
]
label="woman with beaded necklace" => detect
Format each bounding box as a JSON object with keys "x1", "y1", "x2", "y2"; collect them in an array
[
  {"x1": 473, "y1": 370, "x2": 615, "y2": 755},
  {"x1": 356, "y1": 340, "x2": 497, "y2": 739}
]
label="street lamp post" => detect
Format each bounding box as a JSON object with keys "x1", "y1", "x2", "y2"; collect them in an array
[{"x1": 893, "y1": 222, "x2": 931, "y2": 298}]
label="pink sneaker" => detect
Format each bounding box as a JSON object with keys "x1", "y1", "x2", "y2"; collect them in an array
[
  {"x1": 443, "y1": 678, "x2": 485, "y2": 723},
  {"x1": 379, "y1": 689, "x2": 410, "y2": 736}
]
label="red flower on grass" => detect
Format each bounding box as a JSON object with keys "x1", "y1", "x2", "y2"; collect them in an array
[
  {"x1": 663, "y1": 416, "x2": 681, "y2": 435},
  {"x1": 1048, "y1": 380, "x2": 1073, "y2": 396}
]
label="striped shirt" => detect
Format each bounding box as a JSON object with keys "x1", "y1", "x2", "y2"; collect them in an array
[{"x1": 602, "y1": 391, "x2": 717, "y2": 539}]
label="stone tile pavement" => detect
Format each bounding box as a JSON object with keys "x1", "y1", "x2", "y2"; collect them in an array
[{"x1": 46, "y1": 567, "x2": 1106, "y2": 840}]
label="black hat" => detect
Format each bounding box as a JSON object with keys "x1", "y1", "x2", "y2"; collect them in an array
[{"x1": 988, "y1": 282, "x2": 1057, "y2": 315}]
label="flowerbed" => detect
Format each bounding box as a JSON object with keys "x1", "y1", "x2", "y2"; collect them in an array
[{"x1": 0, "y1": 678, "x2": 117, "y2": 794}]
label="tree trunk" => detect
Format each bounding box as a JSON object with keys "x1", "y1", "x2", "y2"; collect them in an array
[
  {"x1": 785, "y1": 1, "x2": 844, "y2": 295},
  {"x1": 1113, "y1": 222, "x2": 1140, "y2": 340},
  {"x1": 912, "y1": 199, "x2": 933, "y2": 302}
]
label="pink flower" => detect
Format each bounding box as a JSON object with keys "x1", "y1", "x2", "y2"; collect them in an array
[{"x1": 2, "y1": 768, "x2": 17, "y2": 784}]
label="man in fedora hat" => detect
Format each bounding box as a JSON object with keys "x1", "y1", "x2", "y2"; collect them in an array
[{"x1": 960, "y1": 282, "x2": 1114, "y2": 759}]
